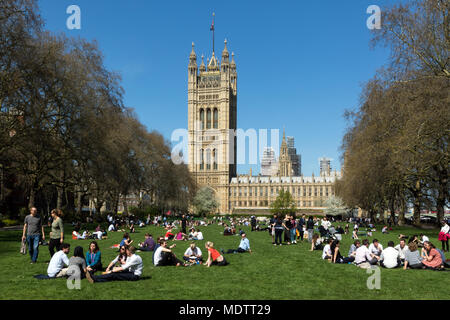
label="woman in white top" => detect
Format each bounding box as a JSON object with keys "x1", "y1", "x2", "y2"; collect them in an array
[{"x1": 438, "y1": 221, "x2": 449, "y2": 252}]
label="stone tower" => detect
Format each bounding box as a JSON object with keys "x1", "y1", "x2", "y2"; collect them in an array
[
  {"x1": 278, "y1": 128, "x2": 293, "y2": 176},
  {"x1": 187, "y1": 39, "x2": 237, "y2": 213}
]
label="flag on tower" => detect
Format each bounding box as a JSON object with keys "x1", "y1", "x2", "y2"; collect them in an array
[{"x1": 210, "y1": 13, "x2": 215, "y2": 31}]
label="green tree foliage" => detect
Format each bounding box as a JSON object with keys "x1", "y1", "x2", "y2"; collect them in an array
[
  {"x1": 193, "y1": 187, "x2": 218, "y2": 217},
  {"x1": 270, "y1": 189, "x2": 297, "y2": 217}
]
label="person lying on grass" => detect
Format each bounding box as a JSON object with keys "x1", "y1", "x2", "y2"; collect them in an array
[
  {"x1": 205, "y1": 241, "x2": 228, "y2": 267},
  {"x1": 86, "y1": 246, "x2": 143, "y2": 283}
]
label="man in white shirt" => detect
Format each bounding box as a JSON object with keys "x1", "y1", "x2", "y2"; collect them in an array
[
  {"x1": 354, "y1": 239, "x2": 379, "y2": 266},
  {"x1": 183, "y1": 242, "x2": 203, "y2": 264},
  {"x1": 47, "y1": 243, "x2": 70, "y2": 277},
  {"x1": 322, "y1": 239, "x2": 333, "y2": 260},
  {"x1": 394, "y1": 239, "x2": 407, "y2": 263},
  {"x1": 420, "y1": 234, "x2": 429, "y2": 246},
  {"x1": 368, "y1": 239, "x2": 383, "y2": 257},
  {"x1": 86, "y1": 246, "x2": 143, "y2": 283},
  {"x1": 380, "y1": 241, "x2": 400, "y2": 268},
  {"x1": 154, "y1": 240, "x2": 184, "y2": 267},
  {"x1": 321, "y1": 217, "x2": 331, "y2": 230},
  {"x1": 195, "y1": 229, "x2": 204, "y2": 240}
]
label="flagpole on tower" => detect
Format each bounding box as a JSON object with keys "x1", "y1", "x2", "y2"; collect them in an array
[{"x1": 210, "y1": 12, "x2": 215, "y2": 54}]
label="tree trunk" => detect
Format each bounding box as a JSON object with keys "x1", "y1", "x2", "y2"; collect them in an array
[
  {"x1": 412, "y1": 180, "x2": 422, "y2": 227},
  {"x1": 28, "y1": 180, "x2": 37, "y2": 209},
  {"x1": 436, "y1": 166, "x2": 447, "y2": 227},
  {"x1": 57, "y1": 187, "x2": 63, "y2": 209}
]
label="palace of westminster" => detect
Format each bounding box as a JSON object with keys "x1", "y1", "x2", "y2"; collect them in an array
[{"x1": 187, "y1": 37, "x2": 341, "y2": 214}]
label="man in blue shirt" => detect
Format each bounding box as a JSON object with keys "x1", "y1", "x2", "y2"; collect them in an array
[{"x1": 221, "y1": 233, "x2": 252, "y2": 254}]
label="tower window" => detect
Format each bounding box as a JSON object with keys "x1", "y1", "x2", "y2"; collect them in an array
[
  {"x1": 206, "y1": 108, "x2": 211, "y2": 129},
  {"x1": 200, "y1": 149, "x2": 204, "y2": 170},
  {"x1": 213, "y1": 149, "x2": 218, "y2": 170},
  {"x1": 213, "y1": 108, "x2": 218, "y2": 129},
  {"x1": 200, "y1": 109, "x2": 205, "y2": 130},
  {"x1": 206, "y1": 149, "x2": 211, "y2": 170}
]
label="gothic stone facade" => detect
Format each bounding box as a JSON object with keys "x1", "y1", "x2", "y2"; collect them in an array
[{"x1": 187, "y1": 40, "x2": 339, "y2": 214}]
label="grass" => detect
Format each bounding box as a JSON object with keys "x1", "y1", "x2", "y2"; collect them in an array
[{"x1": 0, "y1": 222, "x2": 448, "y2": 300}]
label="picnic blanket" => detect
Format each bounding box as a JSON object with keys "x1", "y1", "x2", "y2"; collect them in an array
[{"x1": 33, "y1": 274, "x2": 56, "y2": 280}]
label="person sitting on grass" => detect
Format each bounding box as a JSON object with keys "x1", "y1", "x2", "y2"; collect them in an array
[
  {"x1": 175, "y1": 231, "x2": 188, "y2": 241},
  {"x1": 395, "y1": 239, "x2": 408, "y2": 265},
  {"x1": 355, "y1": 239, "x2": 379, "y2": 267},
  {"x1": 403, "y1": 242, "x2": 423, "y2": 270},
  {"x1": 331, "y1": 240, "x2": 353, "y2": 264},
  {"x1": 205, "y1": 241, "x2": 228, "y2": 267},
  {"x1": 86, "y1": 246, "x2": 143, "y2": 283},
  {"x1": 154, "y1": 240, "x2": 184, "y2": 267},
  {"x1": 352, "y1": 228, "x2": 359, "y2": 240},
  {"x1": 120, "y1": 233, "x2": 133, "y2": 247},
  {"x1": 310, "y1": 234, "x2": 323, "y2": 251},
  {"x1": 419, "y1": 234, "x2": 429, "y2": 246},
  {"x1": 86, "y1": 241, "x2": 102, "y2": 274},
  {"x1": 382, "y1": 226, "x2": 388, "y2": 234},
  {"x1": 138, "y1": 233, "x2": 156, "y2": 251},
  {"x1": 421, "y1": 241, "x2": 443, "y2": 269},
  {"x1": 348, "y1": 240, "x2": 361, "y2": 263},
  {"x1": 369, "y1": 239, "x2": 383, "y2": 258},
  {"x1": 322, "y1": 238, "x2": 334, "y2": 261},
  {"x1": 47, "y1": 243, "x2": 70, "y2": 278},
  {"x1": 164, "y1": 228, "x2": 175, "y2": 241},
  {"x1": 66, "y1": 246, "x2": 87, "y2": 279},
  {"x1": 187, "y1": 228, "x2": 196, "y2": 240},
  {"x1": 183, "y1": 242, "x2": 203, "y2": 265},
  {"x1": 192, "y1": 228, "x2": 204, "y2": 240},
  {"x1": 222, "y1": 232, "x2": 252, "y2": 254},
  {"x1": 380, "y1": 241, "x2": 400, "y2": 269},
  {"x1": 105, "y1": 245, "x2": 128, "y2": 273}
]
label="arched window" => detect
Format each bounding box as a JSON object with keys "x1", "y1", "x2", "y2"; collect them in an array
[
  {"x1": 200, "y1": 109, "x2": 204, "y2": 130},
  {"x1": 206, "y1": 108, "x2": 211, "y2": 129},
  {"x1": 206, "y1": 149, "x2": 211, "y2": 170},
  {"x1": 213, "y1": 149, "x2": 217, "y2": 170},
  {"x1": 200, "y1": 149, "x2": 204, "y2": 170},
  {"x1": 213, "y1": 108, "x2": 218, "y2": 128}
]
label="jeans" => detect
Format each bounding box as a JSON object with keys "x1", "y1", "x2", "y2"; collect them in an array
[
  {"x1": 92, "y1": 271, "x2": 139, "y2": 282},
  {"x1": 27, "y1": 235, "x2": 40, "y2": 262},
  {"x1": 290, "y1": 229, "x2": 296, "y2": 242},
  {"x1": 307, "y1": 229, "x2": 314, "y2": 243},
  {"x1": 225, "y1": 248, "x2": 246, "y2": 254},
  {"x1": 158, "y1": 251, "x2": 182, "y2": 266},
  {"x1": 275, "y1": 229, "x2": 283, "y2": 245},
  {"x1": 48, "y1": 238, "x2": 61, "y2": 257}
]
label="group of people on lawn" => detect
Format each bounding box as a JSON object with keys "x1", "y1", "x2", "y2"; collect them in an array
[
  {"x1": 311, "y1": 228, "x2": 448, "y2": 270},
  {"x1": 23, "y1": 206, "x2": 448, "y2": 284},
  {"x1": 23, "y1": 208, "x2": 255, "y2": 284}
]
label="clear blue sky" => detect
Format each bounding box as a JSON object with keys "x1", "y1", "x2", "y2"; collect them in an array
[{"x1": 38, "y1": 0, "x2": 393, "y2": 176}]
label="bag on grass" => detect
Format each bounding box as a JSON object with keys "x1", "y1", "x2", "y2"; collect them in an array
[{"x1": 20, "y1": 239, "x2": 27, "y2": 255}]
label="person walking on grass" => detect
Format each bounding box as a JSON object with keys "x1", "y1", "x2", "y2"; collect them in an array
[
  {"x1": 86, "y1": 246, "x2": 143, "y2": 283},
  {"x1": 48, "y1": 209, "x2": 64, "y2": 258},
  {"x1": 22, "y1": 207, "x2": 45, "y2": 264}
]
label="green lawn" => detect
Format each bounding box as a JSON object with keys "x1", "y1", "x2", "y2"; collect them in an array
[{"x1": 0, "y1": 222, "x2": 448, "y2": 300}]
